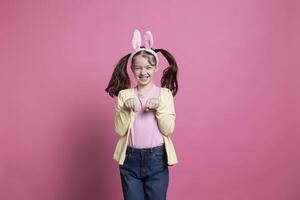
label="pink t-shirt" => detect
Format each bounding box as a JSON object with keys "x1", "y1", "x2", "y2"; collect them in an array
[{"x1": 128, "y1": 84, "x2": 164, "y2": 148}]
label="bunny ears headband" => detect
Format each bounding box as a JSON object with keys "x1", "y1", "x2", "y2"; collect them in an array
[{"x1": 129, "y1": 29, "x2": 159, "y2": 65}]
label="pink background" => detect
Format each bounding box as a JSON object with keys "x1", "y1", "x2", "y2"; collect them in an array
[{"x1": 1, "y1": 0, "x2": 299, "y2": 199}]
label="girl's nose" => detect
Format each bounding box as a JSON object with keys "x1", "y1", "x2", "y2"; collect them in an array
[{"x1": 140, "y1": 69, "x2": 147, "y2": 75}]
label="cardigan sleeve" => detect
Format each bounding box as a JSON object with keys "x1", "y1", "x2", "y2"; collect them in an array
[
  {"x1": 114, "y1": 90, "x2": 131, "y2": 137},
  {"x1": 155, "y1": 88, "x2": 176, "y2": 136}
]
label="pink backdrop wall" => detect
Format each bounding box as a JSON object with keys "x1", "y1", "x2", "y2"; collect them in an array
[{"x1": 1, "y1": 0, "x2": 299, "y2": 199}]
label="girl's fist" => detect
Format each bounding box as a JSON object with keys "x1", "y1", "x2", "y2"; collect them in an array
[
  {"x1": 145, "y1": 98, "x2": 159, "y2": 111},
  {"x1": 124, "y1": 98, "x2": 139, "y2": 112}
]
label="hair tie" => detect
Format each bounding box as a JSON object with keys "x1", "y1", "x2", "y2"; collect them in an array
[{"x1": 129, "y1": 29, "x2": 159, "y2": 65}]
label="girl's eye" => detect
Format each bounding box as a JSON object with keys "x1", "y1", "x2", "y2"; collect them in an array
[{"x1": 133, "y1": 66, "x2": 152, "y2": 70}]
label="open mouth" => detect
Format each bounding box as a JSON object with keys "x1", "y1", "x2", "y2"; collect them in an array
[{"x1": 139, "y1": 76, "x2": 149, "y2": 81}]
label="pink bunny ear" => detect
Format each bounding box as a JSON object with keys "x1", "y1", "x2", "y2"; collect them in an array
[
  {"x1": 144, "y1": 31, "x2": 154, "y2": 49},
  {"x1": 132, "y1": 29, "x2": 142, "y2": 50}
]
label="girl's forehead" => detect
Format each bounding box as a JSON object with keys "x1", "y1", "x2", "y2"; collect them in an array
[{"x1": 133, "y1": 56, "x2": 151, "y2": 66}]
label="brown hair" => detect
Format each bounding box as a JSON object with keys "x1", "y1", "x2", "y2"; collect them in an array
[{"x1": 105, "y1": 47, "x2": 178, "y2": 97}]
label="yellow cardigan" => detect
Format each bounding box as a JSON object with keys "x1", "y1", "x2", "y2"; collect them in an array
[{"x1": 113, "y1": 87, "x2": 178, "y2": 166}]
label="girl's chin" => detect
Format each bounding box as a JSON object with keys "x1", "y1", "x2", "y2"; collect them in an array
[
  {"x1": 138, "y1": 81, "x2": 149, "y2": 85},
  {"x1": 139, "y1": 77, "x2": 149, "y2": 82}
]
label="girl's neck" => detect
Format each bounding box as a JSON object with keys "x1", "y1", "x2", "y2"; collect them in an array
[{"x1": 136, "y1": 82, "x2": 155, "y2": 94}]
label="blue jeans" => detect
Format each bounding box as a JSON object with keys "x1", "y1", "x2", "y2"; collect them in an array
[{"x1": 119, "y1": 144, "x2": 169, "y2": 200}]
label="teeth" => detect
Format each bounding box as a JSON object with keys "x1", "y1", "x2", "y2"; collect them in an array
[{"x1": 140, "y1": 76, "x2": 149, "y2": 81}]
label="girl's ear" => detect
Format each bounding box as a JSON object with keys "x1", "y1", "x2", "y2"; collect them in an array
[
  {"x1": 144, "y1": 31, "x2": 154, "y2": 49},
  {"x1": 132, "y1": 29, "x2": 142, "y2": 50}
]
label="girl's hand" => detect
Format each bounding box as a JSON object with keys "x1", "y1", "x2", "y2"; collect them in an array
[
  {"x1": 124, "y1": 98, "x2": 139, "y2": 112},
  {"x1": 145, "y1": 98, "x2": 159, "y2": 111}
]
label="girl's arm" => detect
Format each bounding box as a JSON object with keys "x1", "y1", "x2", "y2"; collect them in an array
[
  {"x1": 155, "y1": 88, "x2": 176, "y2": 136},
  {"x1": 114, "y1": 90, "x2": 131, "y2": 137}
]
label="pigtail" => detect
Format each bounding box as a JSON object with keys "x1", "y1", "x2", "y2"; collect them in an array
[
  {"x1": 105, "y1": 53, "x2": 131, "y2": 97},
  {"x1": 155, "y1": 48, "x2": 179, "y2": 96}
]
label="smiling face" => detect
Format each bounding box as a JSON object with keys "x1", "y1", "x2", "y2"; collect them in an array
[{"x1": 131, "y1": 52, "x2": 158, "y2": 87}]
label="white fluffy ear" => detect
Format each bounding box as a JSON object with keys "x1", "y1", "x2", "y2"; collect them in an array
[
  {"x1": 132, "y1": 29, "x2": 141, "y2": 50},
  {"x1": 144, "y1": 31, "x2": 154, "y2": 49}
]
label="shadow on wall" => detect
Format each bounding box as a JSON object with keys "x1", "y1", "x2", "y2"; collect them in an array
[{"x1": 58, "y1": 102, "x2": 120, "y2": 200}]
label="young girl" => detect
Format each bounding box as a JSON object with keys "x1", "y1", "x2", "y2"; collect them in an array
[{"x1": 105, "y1": 29, "x2": 179, "y2": 200}]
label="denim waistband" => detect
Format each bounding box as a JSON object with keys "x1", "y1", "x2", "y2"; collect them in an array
[{"x1": 126, "y1": 143, "x2": 165, "y2": 153}]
